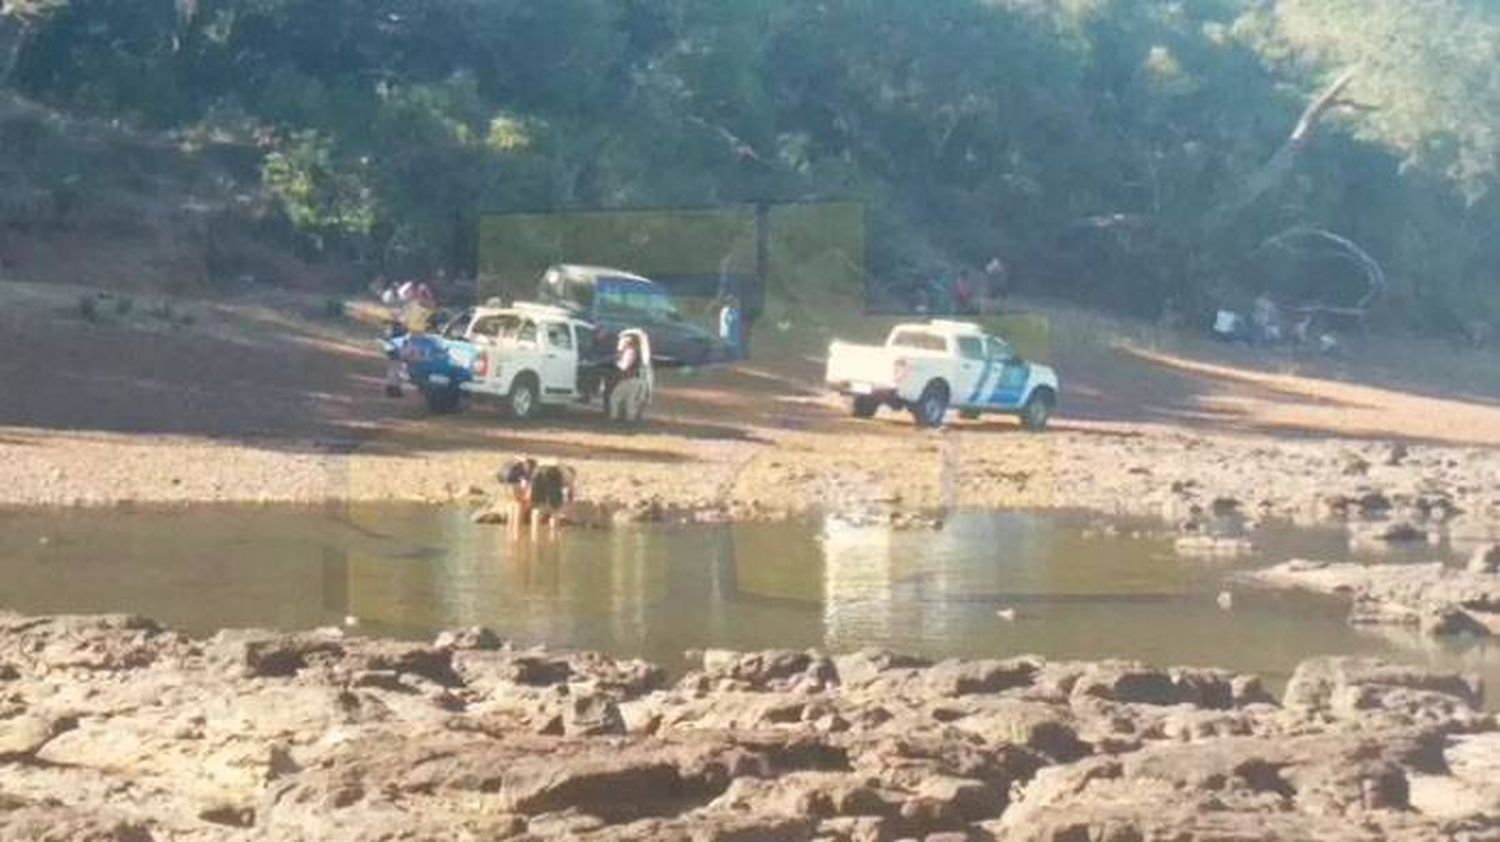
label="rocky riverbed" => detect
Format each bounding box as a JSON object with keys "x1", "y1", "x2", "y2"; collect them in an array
[
  {"x1": 1245, "y1": 548, "x2": 1500, "y2": 639},
  {"x1": 0, "y1": 612, "x2": 1496, "y2": 841}
]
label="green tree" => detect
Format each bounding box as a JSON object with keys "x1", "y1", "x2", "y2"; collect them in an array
[{"x1": 1258, "y1": 0, "x2": 1500, "y2": 199}]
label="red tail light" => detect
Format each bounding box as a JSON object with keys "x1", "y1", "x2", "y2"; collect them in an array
[
  {"x1": 472, "y1": 354, "x2": 489, "y2": 377},
  {"x1": 893, "y1": 358, "x2": 909, "y2": 383}
]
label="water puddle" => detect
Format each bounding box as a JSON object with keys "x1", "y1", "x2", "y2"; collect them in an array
[{"x1": 1, "y1": 505, "x2": 1495, "y2": 699}]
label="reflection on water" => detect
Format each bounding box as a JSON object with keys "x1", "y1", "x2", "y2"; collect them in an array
[{"x1": 0, "y1": 505, "x2": 1495, "y2": 699}]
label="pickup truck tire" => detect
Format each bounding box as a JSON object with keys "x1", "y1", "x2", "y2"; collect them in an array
[
  {"x1": 424, "y1": 386, "x2": 462, "y2": 415},
  {"x1": 911, "y1": 382, "x2": 950, "y2": 428},
  {"x1": 506, "y1": 374, "x2": 541, "y2": 421},
  {"x1": 1022, "y1": 389, "x2": 1055, "y2": 432},
  {"x1": 851, "y1": 396, "x2": 880, "y2": 419}
]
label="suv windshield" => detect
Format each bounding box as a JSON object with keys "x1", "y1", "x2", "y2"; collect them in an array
[{"x1": 598, "y1": 282, "x2": 680, "y2": 322}]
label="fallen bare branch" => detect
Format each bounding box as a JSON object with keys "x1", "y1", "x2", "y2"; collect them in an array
[{"x1": 1253, "y1": 225, "x2": 1386, "y2": 311}]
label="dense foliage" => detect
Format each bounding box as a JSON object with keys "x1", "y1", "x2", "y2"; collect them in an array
[{"x1": 3, "y1": 0, "x2": 1499, "y2": 332}]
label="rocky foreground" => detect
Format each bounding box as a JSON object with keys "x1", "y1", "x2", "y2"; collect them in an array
[{"x1": 0, "y1": 615, "x2": 1497, "y2": 841}]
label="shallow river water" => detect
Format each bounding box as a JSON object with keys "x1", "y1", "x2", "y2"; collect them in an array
[{"x1": 2, "y1": 505, "x2": 1496, "y2": 697}]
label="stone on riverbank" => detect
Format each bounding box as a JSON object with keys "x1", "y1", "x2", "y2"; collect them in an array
[
  {"x1": 1247, "y1": 559, "x2": 1500, "y2": 639},
  {"x1": 0, "y1": 612, "x2": 1492, "y2": 840}
]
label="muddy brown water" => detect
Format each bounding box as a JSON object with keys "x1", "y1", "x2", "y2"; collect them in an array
[{"x1": 1, "y1": 506, "x2": 1496, "y2": 702}]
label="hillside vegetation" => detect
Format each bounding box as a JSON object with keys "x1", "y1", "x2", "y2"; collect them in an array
[{"x1": 2, "y1": 0, "x2": 1499, "y2": 336}]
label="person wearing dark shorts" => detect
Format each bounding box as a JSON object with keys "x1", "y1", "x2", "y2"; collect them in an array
[{"x1": 527, "y1": 462, "x2": 575, "y2": 536}]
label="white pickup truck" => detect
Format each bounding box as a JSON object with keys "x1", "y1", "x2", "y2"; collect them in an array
[
  {"x1": 825, "y1": 320, "x2": 1059, "y2": 430},
  {"x1": 396, "y1": 303, "x2": 602, "y2": 420}
]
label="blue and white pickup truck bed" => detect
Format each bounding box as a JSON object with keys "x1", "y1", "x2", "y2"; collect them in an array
[{"x1": 825, "y1": 319, "x2": 1059, "y2": 430}]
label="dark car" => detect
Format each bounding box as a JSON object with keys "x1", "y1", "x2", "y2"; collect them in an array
[{"x1": 536, "y1": 264, "x2": 724, "y2": 368}]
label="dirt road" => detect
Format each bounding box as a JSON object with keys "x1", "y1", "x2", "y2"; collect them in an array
[{"x1": 3, "y1": 281, "x2": 1500, "y2": 531}]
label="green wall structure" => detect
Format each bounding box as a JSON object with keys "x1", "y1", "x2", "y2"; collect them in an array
[{"x1": 477, "y1": 202, "x2": 867, "y2": 314}]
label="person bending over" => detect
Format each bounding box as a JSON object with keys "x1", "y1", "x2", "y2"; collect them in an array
[
  {"x1": 526, "y1": 462, "x2": 576, "y2": 536},
  {"x1": 499, "y1": 457, "x2": 538, "y2": 537}
]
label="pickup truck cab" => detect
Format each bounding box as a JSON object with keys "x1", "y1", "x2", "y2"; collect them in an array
[
  {"x1": 825, "y1": 320, "x2": 1059, "y2": 430},
  {"x1": 389, "y1": 303, "x2": 596, "y2": 419}
]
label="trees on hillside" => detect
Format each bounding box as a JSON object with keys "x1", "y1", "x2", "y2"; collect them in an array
[{"x1": 2, "y1": 0, "x2": 1497, "y2": 333}]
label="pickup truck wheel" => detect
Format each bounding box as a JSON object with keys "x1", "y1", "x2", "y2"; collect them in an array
[
  {"x1": 423, "y1": 386, "x2": 462, "y2": 415},
  {"x1": 851, "y1": 395, "x2": 879, "y2": 419},
  {"x1": 507, "y1": 375, "x2": 540, "y2": 421},
  {"x1": 1022, "y1": 391, "x2": 1054, "y2": 432},
  {"x1": 911, "y1": 383, "x2": 950, "y2": 428}
]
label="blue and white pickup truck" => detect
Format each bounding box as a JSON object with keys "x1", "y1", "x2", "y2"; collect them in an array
[
  {"x1": 825, "y1": 319, "x2": 1059, "y2": 430},
  {"x1": 384, "y1": 303, "x2": 603, "y2": 419}
]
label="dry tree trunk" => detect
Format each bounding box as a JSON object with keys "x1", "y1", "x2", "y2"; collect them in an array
[{"x1": 1215, "y1": 68, "x2": 1358, "y2": 223}]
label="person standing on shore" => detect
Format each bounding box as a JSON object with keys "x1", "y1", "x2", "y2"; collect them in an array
[
  {"x1": 954, "y1": 272, "x2": 976, "y2": 315},
  {"x1": 718, "y1": 294, "x2": 743, "y2": 361},
  {"x1": 983, "y1": 257, "x2": 1009, "y2": 313}
]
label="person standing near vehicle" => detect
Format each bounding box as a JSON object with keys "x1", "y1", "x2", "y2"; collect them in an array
[
  {"x1": 399, "y1": 280, "x2": 437, "y2": 333},
  {"x1": 718, "y1": 294, "x2": 743, "y2": 361},
  {"x1": 382, "y1": 318, "x2": 408, "y2": 398},
  {"x1": 608, "y1": 332, "x2": 651, "y2": 422},
  {"x1": 614, "y1": 331, "x2": 656, "y2": 422},
  {"x1": 374, "y1": 275, "x2": 405, "y2": 398}
]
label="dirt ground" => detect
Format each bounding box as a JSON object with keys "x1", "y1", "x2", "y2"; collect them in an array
[{"x1": 3, "y1": 279, "x2": 1500, "y2": 525}]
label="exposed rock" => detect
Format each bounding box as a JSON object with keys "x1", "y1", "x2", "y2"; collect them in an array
[
  {"x1": 832, "y1": 650, "x2": 933, "y2": 690},
  {"x1": 948, "y1": 700, "x2": 1090, "y2": 762},
  {"x1": 208, "y1": 628, "x2": 346, "y2": 678},
  {"x1": 1408, "y1": 731, "x2": 1500, "y2": 819},
  {"x1": 1469, "y1": 543, "x2": 1500, "y2": 575},
  {"x1": 923, "y1": 658, "x2": 1038, "y2": 697},
  {"x1": 561, "y1": 693, "x2": 627, "y2": 737},
  {"x1": 0, "y1": 613, "x2": 1494, "y2": 841},
  {"x1": 1282, "y1": 657, "x2": 1486, "y2": 732},
  {"x1": 470, "y1": 507, "x2": 507, "y2": 525},
  {"x1": 995, "y1": 728, "x2": 1473, "y2": 842},
  {"x1": 197, "y1": 800, "x2": 256, "y2": 828},
  {"x1": 1339, "y1": 452, "x2": 1371, "y2": 476},
  {"x1": 1247, "y1": 560, "x2": 1500, "y2": 638},
  {"x1": 1068, "y1": 662, "x2": 1266, "y2": 710},
  {"x1": 433, "y1": 627, "x2": 504, "y2": 652},
  {"x1": 1351, "y1": 520, "x2": 1428, "y2": 545},
  {"x1": 0, "y1": 714, "x2": 77, "y2": 761},
  {"x1": 690, "y1": 650, "x2": 839, "y2": 693}
]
